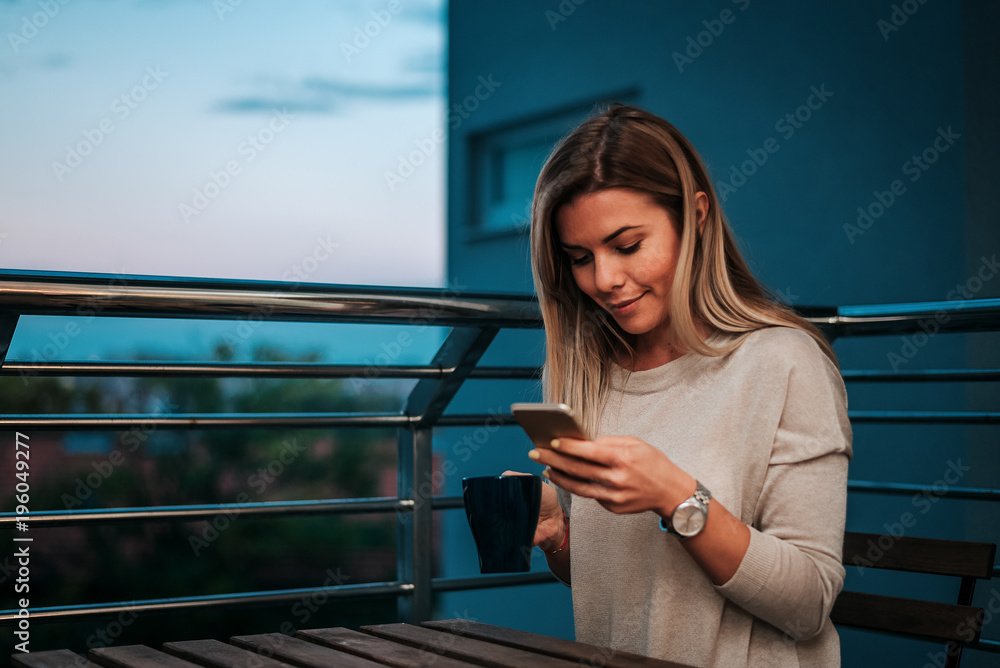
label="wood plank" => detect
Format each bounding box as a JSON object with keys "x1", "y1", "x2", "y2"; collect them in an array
[
  {"x1": 842, "y1": 532, "x2": 997, "y2": 578},
  {"x1": 163, "y1": 639, "x2": 294, "y2": 668},
  {"x1": 231, "y1": 633, "x2": 386, "y2": 668},
  {"x1": 361, "y1": 623, "x2": 589, "y2": 668},
  {"x1": 13, "y1": 649, "x2": 101, "y2": 668},
  {"x1": 90, "y1": 645, "x2": 202, "y2": 668},
  {"x1": 831, "y1": 591, "x2": 984, "y2": 642},
  {"x1": 424, "y1": 619, "x2": 690, "y2": 668},
  {"x1": 297, "y1": 627, "x2": 478, "y2": 667}
]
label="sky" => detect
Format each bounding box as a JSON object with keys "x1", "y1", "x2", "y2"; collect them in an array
[
  {"x1": 0, "y1": 0, "x2": 446, "y2": 288},
  {"x1": 0, "y1": 0, "x2": 448, "y2": 364}
]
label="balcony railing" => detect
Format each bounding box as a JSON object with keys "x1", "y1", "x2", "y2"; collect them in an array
[{"x1": 1, "y1": 271, "x2": 998, "y2": 655}]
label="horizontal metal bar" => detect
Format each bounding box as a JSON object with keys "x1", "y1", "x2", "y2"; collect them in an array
[
  {"x1": 842, "y1": 369, "x2": 1000, "y2": 382},
  {"x1": 0, "y1": 497, "x2": 411, "y2": 528},
  {"x1": 848, "y1": 480, "x2": 1000, "y2": 501},
  {"x1": 3, "y1": 272, "x2": 998, "y2": 335},
  {"x1": 848, "y1": 411, "x2": 1000, "y2": 424},
  {"x1": 0, "y1": 361, "x2": 541, "y2": 380},
  {"x1": 0, "y1": 581, "x2": 412, "y2": 625},
  {"x1": 431, "y1": 572, "x2": 559, "y2": 592},
  {"x1": 431, "y1": 496, "x2": 465, "y2": 511},
  {"x1": 433, "y1": 413, "x2": 519, "y2": 427},
  {"x1": 0, "y1": 412, "x2": 415, "y2": 430},
  {"x1": 0, "y1": 271, "x2": 542, "y2": 328},
  {"x1": 808, "y1": 298, "x2": 1000, "y2": 337},
  {"x1": 1, "y1": 361, "x2": 451, "y2": 379},
  {"x1": 467, "y1": 366, "x2": 540, "y2": 379},
  {"x1": 970, "y1": 638, "x2": 1000, "y2": 654}
]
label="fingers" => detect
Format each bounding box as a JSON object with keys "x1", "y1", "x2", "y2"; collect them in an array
[
  {"x1": 543, "y1": 465, "x2": 618, "y2": 505},
  {"x1": 501, "y1": 470, "x2": 530, "y2": 477},
  {"x1": 547, "y1": 436, "x2": 626, "y2": 467},
  {"x1": 531, "y1": 444, "x2": 619, "y2": 484}
]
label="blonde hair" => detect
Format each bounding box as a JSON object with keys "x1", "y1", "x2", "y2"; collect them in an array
[{"x1": 529, "y1": 104, "x2": 837, "y2": 436}]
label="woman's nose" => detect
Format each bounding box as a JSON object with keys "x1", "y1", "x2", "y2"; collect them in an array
[{"x1": 593, "y1": 255, "x2": 624, "y2": 293}]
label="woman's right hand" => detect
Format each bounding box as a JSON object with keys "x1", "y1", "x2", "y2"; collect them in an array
[{"x1": 502, "y1": 470, "x2": 565, "y2": 550}]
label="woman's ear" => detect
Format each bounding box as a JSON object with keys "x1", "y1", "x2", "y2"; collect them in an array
[{"x1": 694, "y1": 191, "x2": 710, "y2": 236}]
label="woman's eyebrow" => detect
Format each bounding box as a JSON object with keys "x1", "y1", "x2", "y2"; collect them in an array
[{"x1": 560, "y1": 225, "x2": 641, "y2": 250}]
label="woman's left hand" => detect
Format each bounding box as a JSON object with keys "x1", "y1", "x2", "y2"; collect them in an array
[{"x1": 530, "y1": 435, "x2": 696, "y2": 518}]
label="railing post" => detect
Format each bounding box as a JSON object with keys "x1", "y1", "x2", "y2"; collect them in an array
[
  {"x1": 396, "y1": 424, "x2": 433, "y2": 624},
  {"x1": 397, "y1": 326, "x2": 499, "y2": 624}
]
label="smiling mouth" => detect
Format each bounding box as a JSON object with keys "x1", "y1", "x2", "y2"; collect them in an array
[{"x1": 608, "y1": 293, "x2": 644, "y2": 312}]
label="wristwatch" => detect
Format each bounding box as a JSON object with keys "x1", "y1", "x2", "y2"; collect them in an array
[{"x1": 659, "y1": 481, "x2": 711, "y2": 539}]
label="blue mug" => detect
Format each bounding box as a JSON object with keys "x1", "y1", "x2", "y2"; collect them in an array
[{"x1": 462, "y1": 475, "x2": 542, "y2": 573}]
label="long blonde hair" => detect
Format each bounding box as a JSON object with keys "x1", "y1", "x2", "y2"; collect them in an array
[{"x1": 529, "y1": 104, "x2": 837, "y2": 436}]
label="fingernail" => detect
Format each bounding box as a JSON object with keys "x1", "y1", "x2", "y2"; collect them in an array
[
  {"x1": 550, "y1": 438, "x2": 560, "y2": 449},
  {"x1": 542, "y1": 468, "x2": 551, "y2": 479},
  {"x1": 528, "y1": 449, "x2": 540, "y2": 461}
]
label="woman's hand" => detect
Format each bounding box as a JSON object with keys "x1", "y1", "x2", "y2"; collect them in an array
[
  {"x1": 529, "y1": 436, "x2": 696, "y2": 518},
  {"x1": 502, "y1": 470, "x2": 565, "y2": 550}
]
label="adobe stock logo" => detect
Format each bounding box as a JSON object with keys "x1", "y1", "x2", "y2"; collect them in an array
[{"x1": 843, "y1": 126, "x2": 960, "y2": 244}]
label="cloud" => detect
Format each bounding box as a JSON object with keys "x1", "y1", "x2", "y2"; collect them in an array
[{"x1": 214, "y1": 76, "x2": 439, "y2": 115}]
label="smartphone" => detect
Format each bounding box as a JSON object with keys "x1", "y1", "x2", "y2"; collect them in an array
[{"x1": 510, "y1": 403, "x2": 588, "y2": 449}]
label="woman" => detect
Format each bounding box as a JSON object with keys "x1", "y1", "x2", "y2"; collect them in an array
[{"x1": 514, "y1": 104, "x2": 852, "y2": 667}]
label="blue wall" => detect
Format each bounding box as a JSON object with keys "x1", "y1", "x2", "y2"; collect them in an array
[{"x1": 442, "y1": 2, "x2": 999, "y2": 665}]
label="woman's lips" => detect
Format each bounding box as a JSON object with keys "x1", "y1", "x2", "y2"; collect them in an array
[{"x1": 608, "y1": 293, "x2": 644, "y2": 315}]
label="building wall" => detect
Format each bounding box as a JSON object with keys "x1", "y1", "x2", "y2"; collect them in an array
[{"x1": 442, "y1": 1, "x2": 998, "y2": 664}]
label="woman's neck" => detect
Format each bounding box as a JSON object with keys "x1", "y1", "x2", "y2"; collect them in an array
[{"x1": 619, "y1": 321, "x2": 714, "y2": 372}]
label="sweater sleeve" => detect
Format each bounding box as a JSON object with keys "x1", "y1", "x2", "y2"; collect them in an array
[{"x1": 714, "y1": 331, "x2": 853, "y2": 640}]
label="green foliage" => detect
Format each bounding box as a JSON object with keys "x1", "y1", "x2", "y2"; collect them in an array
[{"x1": 1, "y1": 342, "x2": 407, "y2": 651}]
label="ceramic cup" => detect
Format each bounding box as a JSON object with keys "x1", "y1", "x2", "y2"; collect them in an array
[{"x1": 462, "y1": 475, "x2": 542, "y2": 573}]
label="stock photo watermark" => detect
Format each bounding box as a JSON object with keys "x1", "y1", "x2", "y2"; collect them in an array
[
  {"x1": 715, "y1": 83, "x2": 833, "y2": 202},
  {"x1": 189, "y1": 438, "x2": 306, "y2": 555},
  {"x1": 17, "y1": 271, "x2": 130, "y2": 385},
  {"x1": 61, "y1": 399, "x2": 179, "y2": 509},
  {"x1": 671, "y1": 0, "x2": 751, "y2": 73},
  {"x1": 347, "y1": 278, "x2": 468, "y2": 391},
  {"x1": 878, "y1": 0, "x2": 930, "y2": 41},
  {"x1": 544, "y1": 0, "x2": 586, "y2": 31},
  {"x1": 843, "y1": 125, "x2": 960, "y2": 244},
  {"x1": 215, "y1": 236, "x2": 342, "y2": 352},
  {"x1": 51, "y1": 66, "x2": 169, "y2": 183},
  {"x1": 851, "y1": 458, "x2": 970, "y2": 575},
  {"x1": 213, "y1": 0, "x2": 245, "y2": 22},
  {"x1": 12, "y1": 432, "x2": 31, "y2": 653},
  {"x1": 922, "y1": 586, "x2": 1000, "y2": 668},
  {"x1": 340, "y1": 0, "x2": 404, "y2": 62},
  {"x1": 7, "y1": 0, "x2": 71, "y2": 53},
  {"x1": 179, "y1": 107, "x2": 294, "y2": 224},
  {"x1": 384, "y1": 75, "x2": 500, "y2": 192},
  {"x1": 886, "y1": 254, "x2": 998, "y2": 371}
]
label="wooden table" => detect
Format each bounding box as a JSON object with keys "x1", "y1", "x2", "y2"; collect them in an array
[{"x1": 12, "y1": 618, "x2": 695, "y2": 667}]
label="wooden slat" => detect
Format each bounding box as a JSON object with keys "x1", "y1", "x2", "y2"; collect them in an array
[
  {"x1": 13, "y1": 649, "x2": 101, "y2": 668},
  {"x1": 831, "y1": 591, "x2": 984, "y2": 643},
  {"x1": 297, "y1": 627, "x2": 478, "y2": 667},
  {"x1": 423, "y1": 619, "x2": 689, "y2": 668},
  {"x1": 162, "y1": 639, "x2": 294, "y2": 667},
  {"x1": 843, "y1": 532, "x2": 997, "y2": 578},
  {"x1": 90, "y1": 645, "x2": 202, "y2": 668},
  {"x1": 231, "y1": 633, "x2": 386, "y2": 668},
  {"x1": 361, "y1": 623, "x2": 596, "y2": 668}
]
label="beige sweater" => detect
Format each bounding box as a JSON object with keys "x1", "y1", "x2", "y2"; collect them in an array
[{"x1": 556, "y1": 327, "x2": 853, "y2": 667}]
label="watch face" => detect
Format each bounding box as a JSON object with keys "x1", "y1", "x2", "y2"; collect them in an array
[{"x1": 673, "y1": 504, "x2": 706, "y2": 536}]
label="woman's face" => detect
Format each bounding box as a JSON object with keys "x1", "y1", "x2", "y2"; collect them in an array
[{"x1": 555, "y1": 187, "x2": 683, "y2": 350}]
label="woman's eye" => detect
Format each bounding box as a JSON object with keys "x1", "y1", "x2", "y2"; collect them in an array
[
  {"x1": 568, "y1": 254, "x2": 591, "y2": 267},
  {"x1": 619, "y1": 242, "x2": 641, "y2": 255}
]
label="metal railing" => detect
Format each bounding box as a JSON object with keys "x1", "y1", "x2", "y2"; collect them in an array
[{"x1": 0, "y1": 271, "x2": 998, "y2": 654}]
